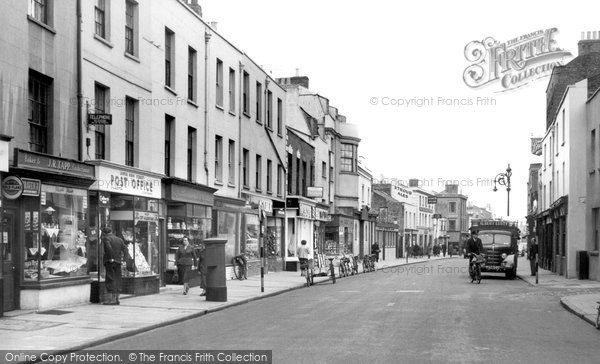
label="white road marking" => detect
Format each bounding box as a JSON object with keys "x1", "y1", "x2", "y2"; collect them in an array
[
  {"x1": 393, "y1": 290, "x2": 424, "y2": 293},
  {"x1": 338, "y1": 290, "x2": 360, "y2": 293},
  {"x1": 386, "y1": 302, "x2": 395, "y2": 307}
]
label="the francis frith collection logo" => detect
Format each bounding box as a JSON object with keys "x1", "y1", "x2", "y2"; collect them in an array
[{"x1": 463, "y1": 28, "x2": 572, "y2": 91}]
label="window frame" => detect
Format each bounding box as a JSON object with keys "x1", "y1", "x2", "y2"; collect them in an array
[
  {"x1": 125, "y1": 0, "x2": 137, "y2": 56},
  {"x1": 165, "y1": 28, "x2": 175, "y2": 88},
  {"x1": 188, "y1": 127, "x2": 196, "y2": 181},
  {"x1": 28, "y1": 71, "x2": 51, "y2": 154},
  {"x1": 125, "y1": 97, "x2": 136, "y2": 167},
  {"x1": 215, "y1": 135, "x2": 223, "y2": 183},
  {"x1": 188, "y1": 47, "x2": 197, "y2": 102},
  {"x1": 229, "y1": 68, "x2": 236, "y2": 114},
  {"x1": 216, "y1": 59, "x2": 224, "y2": 108},
  {"x1": 94, "y1": 83, "x2": 109, "y2": 160},
  {"x1": 256, "y1": 81, "x2": 262, "y2": 123},
  {"x1": 255, "y1": 154, "x2": 262, "y2": 192}
]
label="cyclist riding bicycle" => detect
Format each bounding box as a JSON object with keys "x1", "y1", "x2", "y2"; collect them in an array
[
  {"x1": 297, "y1": 239, "x2": 311, "y2": 277},
  {"x1": 466, "y1": 230, "x2": 484, "y2": 271}
]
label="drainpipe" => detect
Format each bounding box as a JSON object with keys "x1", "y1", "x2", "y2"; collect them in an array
[
  {"x1": 238, "y1": 60, "x2": 244, "y2": 198},
  {"x1": 76, "y1": 0, "x2": 83, "y2": 161},
  {"x1": 204, "y1": 31, "x2": 212, "y2": 184}
]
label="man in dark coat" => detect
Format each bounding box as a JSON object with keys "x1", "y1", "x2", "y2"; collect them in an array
[
  {"x1": 102, "y1": 225, "x2": 130, "y2": 305},
  {"x1": 371, "y1": 242, "x2": 381, "y2": 262},
  {"x1": 528, "y1": 237, "x2": 539, "y2": 276},
  {"x1": 466, "y1": 230, "x2": 483, "y2": 261}
]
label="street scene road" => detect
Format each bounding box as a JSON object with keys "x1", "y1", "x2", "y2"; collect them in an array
[{"x1": 89, "y1": 259, "x2": 600, "y2": 363}]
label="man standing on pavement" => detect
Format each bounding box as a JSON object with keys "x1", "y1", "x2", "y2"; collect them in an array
[
  {"x1": 442, "y1": 244, "x2": 446, "y2": 257},
  {"x1": 102, "y1": 225, "x2": 130, "y2": 305},
  {"x1": 528, "y1": 237, "x2": 539, "y2": 276},
  {"x1": 297, "y1": 240, "x2": 311, "y2": 276}
]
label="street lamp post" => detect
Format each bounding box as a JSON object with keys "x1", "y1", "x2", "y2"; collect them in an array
[{"x1": 493, "y1": 164, "x2": 512, "y2": 216}]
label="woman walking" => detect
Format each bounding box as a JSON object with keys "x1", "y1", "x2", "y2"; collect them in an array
[{"x1": 175, "y1": 237, "x2": 197, "y2": 295}]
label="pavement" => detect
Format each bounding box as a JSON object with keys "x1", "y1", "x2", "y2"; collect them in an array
[
  {"x1": 0, "y1": 254, "x2": 449, "y2": 353},
  {"x1": 516, "y1": 256, "x2": 600, "y2": 328}
]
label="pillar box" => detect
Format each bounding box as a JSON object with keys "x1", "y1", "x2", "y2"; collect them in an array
[{"x1": 203, "y1": 238, "x2": 227, "y2": 302}]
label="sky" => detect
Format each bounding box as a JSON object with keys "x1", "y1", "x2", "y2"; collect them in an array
[{"x1": 202, "y1": 0, "x2": 600, "y2": 222}]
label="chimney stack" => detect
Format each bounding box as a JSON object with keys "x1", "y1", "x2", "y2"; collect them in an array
[
  {"x1": 578, "y1": 30, "x2": 600, "y2": 55},
  {"x1": 188, "y1": 0, "x2": 202, "y2": 17},
  {"x1": 276, "y1": 75, "x2": 310, "y2": 89}
]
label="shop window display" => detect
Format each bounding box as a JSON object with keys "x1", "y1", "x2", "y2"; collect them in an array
[
  {"x1": 265, "y1": 219, "x2": 282, "y2": 258},
  {"x1": 167, "y1": 204, "x2": 212, "y2": 271},
  {"x1": 216, "y1": 210, "x2": 237, "y2": 264},
  {"x1": 242, "y1": 214, "x2": 260, "y2": 260},
  {"x1": 109, "y1": 195, "x2": 159, "y2": 278},
  {"x1": 24, "y1": 185, "x2": 88, "y2": 281}
]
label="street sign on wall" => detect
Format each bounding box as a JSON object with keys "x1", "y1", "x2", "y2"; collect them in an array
[
  {"x1": 307, "y1": 186, "x2": 323, "y2": 198},
  {"x1": 428, "y1": 197, "x2": 437, "y2": 204}
]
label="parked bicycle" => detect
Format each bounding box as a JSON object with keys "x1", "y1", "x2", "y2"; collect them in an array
[
  {"x1": 232, "y1": 254, "x2": 247, "y2": 280},
  {"x1": 596, "y1": 301, "x2": 600, "y2": 329},
  {"x1": 327, "y1": 257, "x2": 336, "y2": 284},
  {"x1": 351, "y1": 255, "x2": 359, "y2": 275},
  {"x1": 299, "y1": 258, "x2": 313, "y2": 287},
  {"x1": 362, "y1": 255, "x2": 375, "y2": 273},
  {"x1": 339, "y1": 254, "x2": 351, "y2": 278}
]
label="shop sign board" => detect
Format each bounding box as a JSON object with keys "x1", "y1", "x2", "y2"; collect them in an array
[
  {"x1": 315, "y1": 207, "x2": 331, "y2": 221},
  {"x1": 1, "y1": 176, "x2": 41, "y2": 199},
  {"x1": 93, "y1": 165, "x2": 161, "y2": 199},
  {"x1": 299, "y1": 203, "x2": 314, "y2": 219},
  {"x1": 87, "y1": 113, "x2": 112, "y2": 125},
  {"x1": 0, "y1": 139, "x2": 9, "y2": 172},
  {"x1": 245, "y1": 193, "x2": 273, "y2": 214},
  {"x1": 307, "y1": 187, "x2": 323, "y2": 198},
  {"x1": 2, "y1": 176, "x2": 23, "y2": 200},
  {"x1": 15, "y1": 149, "x2": 95, "y2": 178},
  {"x1": 135, "y1": 211, "x2": 159, "y2": 223}
]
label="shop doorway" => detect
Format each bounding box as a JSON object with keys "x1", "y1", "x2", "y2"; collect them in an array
[{"x1": 2, "y1": 210, "x2": 18, "y2": 311}]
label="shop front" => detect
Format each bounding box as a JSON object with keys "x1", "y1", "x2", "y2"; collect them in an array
[
  {"x1": 163, "y1": 178, "x2": 216, "y2": 285},
  {"x1": 376, "y1": 222, "x2": 399, "y2": 261},
  {"x1": 325, "y1": 213, "x2": 355, "y2": 256},
  {"x1": 88, "y1": 161, "x2": 163, "y2": 298},
  {"x1": 536, "y1": 196, "x2": 567, "y2": 275},
  {"x1": 313, "y1": 205, "x2": 330, "y2": 257},
  {"x1": 1, "y1": 149, "x2": 95, "y2": 311},
  {"x1": 213, "y1": 195, "x2": 244, "y2": 278},
  {"x1": 283, "y1": 197, "x2": 316, "y2": 271},
  {"x1": 242, "y1": 192, "x2": 285, "y2": 273}
]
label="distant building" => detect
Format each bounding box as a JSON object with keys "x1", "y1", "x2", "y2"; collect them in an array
[
  {"x1": 467, "y1": 204, "x2": 493, "y2": 227},
  {"x1": 435, "y1": 184, "x2": 469, "y2": 253},
  {"x1": 372, "y1": 189, "x2": 404, "y2": 260}
]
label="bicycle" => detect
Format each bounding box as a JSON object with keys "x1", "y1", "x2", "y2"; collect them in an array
[
  {"x1": 339, "y1": 255, "x2": 351, "y2": 278},
  {"x1": 369, "y1": 254, "x2": 377, "y2": 272},
  {"x1": 469, "y1": 253, "x2": 485, "y2": 284},
  {"x1": 362, "y1": 255, "x2": 371, "y2": 273},
  {"x1": 351, "y1": 256, "x2": 359, "y2": 275},
  {"x1": 327, "y1": 257, "x2": 336, "y2": 284},
  {"x1": 232, "y1": 254, "x2": 247, "y2": 280},
  {"x1": 299, "y1": 258, "x2": 313, "y2": 287},
  {"x1": 596, "y1": 301, "x2": 600, "y2": 329}
]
